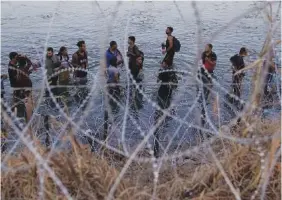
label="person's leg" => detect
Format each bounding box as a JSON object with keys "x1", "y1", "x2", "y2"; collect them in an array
[
  {"x1": 233, "y1": 75, "x2": 240, "y2": 98},
  {"x1": 202, "y1": 72, "x2": 210, "y2": 102},
  {"x1": 235, "y1": 75, "x2": 245, "y2": 109},
  {"x1": 46, "y1": 76, "x2": 56, "y2": 97},
  {"x1": 24, "y1": 91, "x2": 33, "y2": 122},
  {"x1": 51, "y1": 76, "x2": 58, "y2": 95},
  {"x1": 238, "y1": 75, "x2": 244, "y2": 97},
  {"x1": 197, "y1": 70, "x2": 204, "y2": 104}
]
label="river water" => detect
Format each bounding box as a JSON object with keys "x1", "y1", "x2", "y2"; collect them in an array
[{"x1": 1, "y1": 1, "x2": 281, "y2": 154}]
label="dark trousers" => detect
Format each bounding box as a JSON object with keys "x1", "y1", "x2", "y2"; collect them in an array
[
  {"x1": 157, "y1": 84, "x2": 173, "y2": 109},
  {"x1": 197, "y1": 68, "x2": 213, "y2": 103},
  {"x1": 163, "y1": 51, "x2": 175, "y2": 67},
  {"x1": 129, "y1": 61, "x2": 139, "y2": 82},
  {"x1": 232, "y1": 74, "x2": 244, "y2": 98},
  {"x1": 46, "y1": 76, "x2": 58, "y2": 97}
]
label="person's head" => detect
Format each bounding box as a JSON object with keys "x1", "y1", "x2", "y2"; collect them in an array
[
  {"x1": 205, "y1": 44, "x2": 213, "y2": 53},
  {"x1": 128, "y1": 36, "x2": 135, "y2": 46},
  {"x1": 166, "y1": 27, "x2": 173, "y2": 35},
  {"x1": 59, "y1": 46, "x2": 68, "y2": 56},
  {"x1": 77, "y1": 40, "x2": 86, "y2": 52},
  {"x1": 9, "y1": 52, "x2": 18, "y2": 61},
  {"x1": 47, "y1": 47, "x2": 54, "y2": 57},
  {"x1": 136, "y1": 56, "x2": 143, "y2": 66},
  {"x1": 110, "y1": 41, "x2": 117, "y2": 51},
  {"x1": 109, "y1": 56, "x2": 117, "y2": 67},
  {"x1": 239, "y1": 47, "x2": 247, "y2": 56}
]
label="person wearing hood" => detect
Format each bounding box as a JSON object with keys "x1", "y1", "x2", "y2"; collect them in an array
[
  {"x1": 45, "y1": 47, "x2": 61, "y2": 96},
  {"x1": 105, "y1": 41, "x2": 124, "y2": 68}
]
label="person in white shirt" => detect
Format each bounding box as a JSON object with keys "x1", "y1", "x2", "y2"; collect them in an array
[
  {"x1": 57, "y1": 46, "x2": 71, "y2": 85},
  {"x1": 107, "y1": 57, "x2": 120, "y2": 98}
]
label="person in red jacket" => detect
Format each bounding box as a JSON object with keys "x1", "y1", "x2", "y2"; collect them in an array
[
  {"x1": 201, "y1": 43, "x2": 217, "y2": 73},
  {"x1": 198, "y1": 44, "x2": 217, "y2": 103}
]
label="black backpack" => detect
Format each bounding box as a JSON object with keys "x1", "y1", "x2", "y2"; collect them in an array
[{"x1": 173, "y1": 37, "x2": 181, "y2": 52}]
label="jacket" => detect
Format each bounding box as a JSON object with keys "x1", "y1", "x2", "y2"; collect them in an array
[{"x1": 45, "y1": 55, "x2": 60, "y2": 78}]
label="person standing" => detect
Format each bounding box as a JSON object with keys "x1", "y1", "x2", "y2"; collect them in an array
[
  {"x1": 135, "y1": 55, "x2": 144, "y2": 83},
  {"x1": 72, "y1": 40, "x2": 88, "y2": 82},
  {"x1": 8, "y1": 53, "x2": 34, "y2": 121},
  {"x1": 106, "y1": 56, "x2": 121, "y2": 113},
  {"x1": 127, "y1": 36, "x2": 141, "y2": 81},
  {"x1": 199, "y1": 43, "x2": 217, "y2": 102},
  {"x1": 45, "y1": 47, "x2": 61, "y2": 97},
  {"x1": 8, "y1": 52, "x2": 19, "y2": 89},
  {"x1": 161, "y1": 27, "x2": 181, "y2": 84},
  {"x1": 107, "y1": 57, "x2": 120, "y2": 94},
  {"x1": 105, "y1": 41, "x2": 124, "y2": 68},
  {"x1": 230, "y1": 47, "x2": 248, "y2": 101},
  {"x1": 57, "y1": 46, "x2": 71, "y2": 85},
  {"x1": 162, "y1": 27, "x2": 175, "y2": 68},
  {"x1": 56, "y1": 46, "x2": 72, "y2": 98}
]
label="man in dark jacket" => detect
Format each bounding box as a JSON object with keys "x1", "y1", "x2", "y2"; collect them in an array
[
  {"x1": 8, "y1": 52, "x2": 34, "y2": 121},
  {"x1": 45, "y1": 47, "x2": 60, "y2": 96},
  {"x1": 230, "y1": 47, "x2": 247, "y2": 99},
  {"x1": 127, "y1": 36, "x2": 141, "y2": 81}
]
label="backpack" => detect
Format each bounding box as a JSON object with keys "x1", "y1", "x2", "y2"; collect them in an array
[
  {"x1": 173, "y1": 37, "x2": 181, "y2": 52},
  {"x1": 139, "y1": 50, "x2": 144, "y2": 62}
]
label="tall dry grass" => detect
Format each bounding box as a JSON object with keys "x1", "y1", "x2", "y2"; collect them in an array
[{"x1": 1, "y1": 117, "x2": 281, "y2": 200}]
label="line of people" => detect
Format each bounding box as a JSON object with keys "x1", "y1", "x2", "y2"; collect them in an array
[{"x1": 1, "y1": 26, "x2": 278, "y2": 123}]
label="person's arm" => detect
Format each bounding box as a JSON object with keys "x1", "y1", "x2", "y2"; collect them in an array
[
  {"x1": 166, "y1": 36, "x2": 173, "y2": 52},
  {"x1": 8, "y1": 67, "x2": 17, "y2": 87},
  {"x1": 106, "y1": 52, "x2": 111, "y2": 67},
  {"x1": 85, "y1": 51, "x2": 89, "y2": 68},
  {"x1": 134, "y1": 46, "x2": 140, "y2": 57},
  {"x1": 56, "y1": 56, "x2": 61, "y2": 68},
  {"x1": 201, "y1": 52, "x2": 205, "y2": 64},
  {"x1": 127, "y1": 47, "x2": 131, "y2": 57},
  {"x1": 117, "y1": 49, "x2": 124, "y2": 64},
  {"x1": 72, "y1": 53, "x2": 79, "y2": 68},
  {"x1": 1, "y1": 74, "x2": 8, "y2": 79},
  {"x1": 53, "y1": 56, "x2": 61, "y2": 72},
  {"x1": 230, "y1": 55, "x2": 236, "y2": 69},
  {"x1": 21, "y1": 56, "x2": 32, "y2": 74},
  {"x1": 26, "y1": 57, "x2": 32, "y2": 68}
]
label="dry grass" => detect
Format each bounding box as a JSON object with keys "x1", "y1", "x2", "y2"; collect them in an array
[{"x1": 1, "y1": 118, "x2": 281, "y2": 200}]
